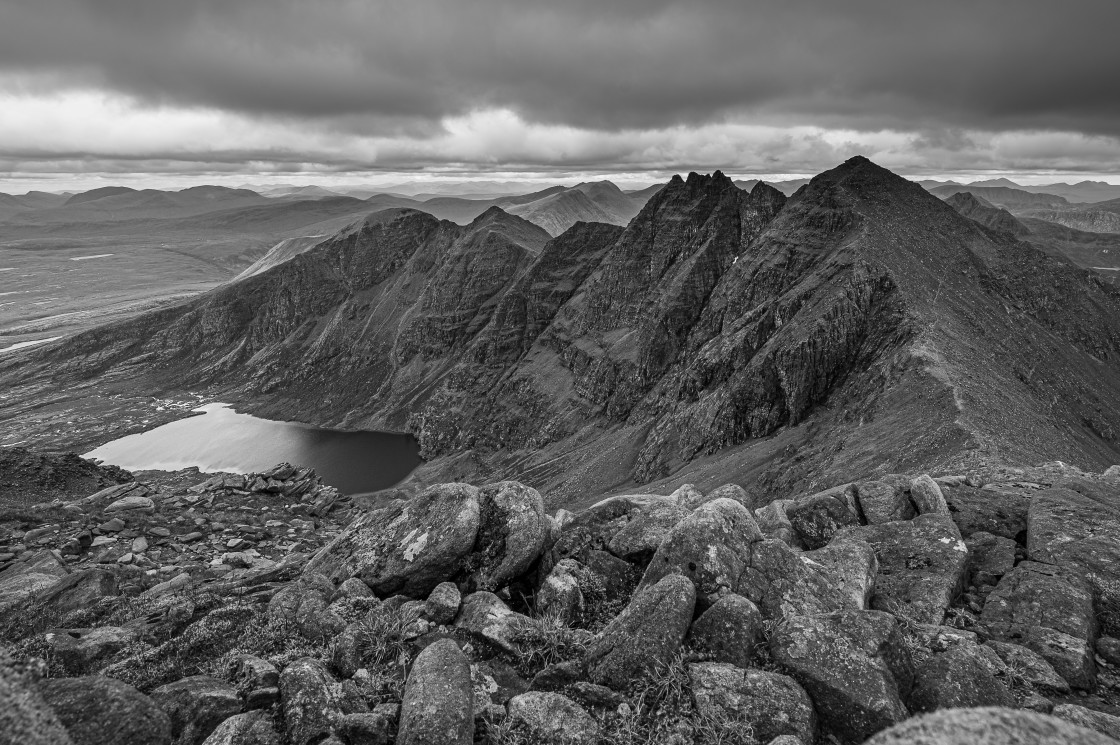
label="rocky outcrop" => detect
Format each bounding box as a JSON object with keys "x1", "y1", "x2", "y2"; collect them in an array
[
  {"x1": 836, "y1": 514, "x2": 969, "y2": 624},
  {"x1": 304, "y1": 483, "x2": 481, "y2": 596},
  {"x1": 770, "y1": 609, "x2": 913, "y2": 744},
  {"x1": 583, "y1": 573, "x2": 695, "y2": 689}
]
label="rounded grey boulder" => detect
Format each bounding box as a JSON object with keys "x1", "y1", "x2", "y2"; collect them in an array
[
  {"x1": 303, "y1": 483, "x2": 481, "y2": 597},
  {"x1": 506, "y1": 691, "x2": 599, "y2": 743},
  {"x1": 398, "y1": 638, "x2": 473, "y2": 745},
  {"x1": 199, "y1": 711, "x2": 280, "y2": 745},
  {"x1": 584, "y1": 573, "x2": 695, "y2": 690},
  {"x1": 40, "y1": 676, "x2": 172, "y2": 745},
  {"x1": 689, "y1": 662, "x2": 816, "y2": 744},
  {"x1": 469, "y1": 481, "x2": 548, "y2": 591},
  {"x1": 864, "y1": 706, "x2": 1117, "y2": 744},
  {"x1": 149, "y1": 675, "x2": 241, "y2": 745}
]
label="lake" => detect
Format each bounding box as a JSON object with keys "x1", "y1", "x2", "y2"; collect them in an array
[{"x1": 83, "y1": 403, "x2": 421, "y2": 494}]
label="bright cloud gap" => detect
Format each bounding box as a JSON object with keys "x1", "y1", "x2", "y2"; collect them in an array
[{"x1": 2, "y1": 86, "x2": 1120, "y2": 192}]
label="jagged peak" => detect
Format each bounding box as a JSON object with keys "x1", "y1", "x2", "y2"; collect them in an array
[
  {"x1": 798, "y1": 155, "x2": 932, "y2": 209},
  {"x1": 748, "y1": 180, "x2": 787, "y2": 203}
]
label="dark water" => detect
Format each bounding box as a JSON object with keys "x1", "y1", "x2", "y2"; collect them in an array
[{"x1": 84, "y1": 403, "x2": 421, "y2": 494}]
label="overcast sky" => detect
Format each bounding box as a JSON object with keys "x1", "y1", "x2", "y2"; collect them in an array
[{"x1": 2, "y1": 0, "x2": 1120, "y2": 191}]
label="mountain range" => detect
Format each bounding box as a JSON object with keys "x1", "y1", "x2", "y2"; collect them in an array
[{"x1": 4, "y1": 157, "x2": 1120, "y2": 506}]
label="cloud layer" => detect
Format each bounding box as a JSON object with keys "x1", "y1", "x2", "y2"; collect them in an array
[{"x1": 1, "y1": 0, "x2": 1119, "y2": 185}]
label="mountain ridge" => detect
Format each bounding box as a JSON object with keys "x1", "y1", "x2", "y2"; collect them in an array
[{"x1": 4, "y1": 157, "x2": 1120, "y2": 505}]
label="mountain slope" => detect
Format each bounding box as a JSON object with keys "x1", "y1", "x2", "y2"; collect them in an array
[
  {"x1": 5, "y1": 158, "x2": 1120, "y2": 505},
  {"x1": 946, "y1": 192, "x2": 1120, "y2": 279}
]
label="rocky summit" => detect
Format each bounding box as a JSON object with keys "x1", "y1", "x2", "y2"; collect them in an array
[
  {"x1": 3, "y1": 462, "x2": 1120, "y2": 744},
  {"x1": 4, "y1": 158, "x2": 1120, "y2": 744}
]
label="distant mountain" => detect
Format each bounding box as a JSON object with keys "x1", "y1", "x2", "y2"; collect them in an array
[
  {"x1": 18, "y1": 185, "x2": 276, "y2": 219},
  {"x1": 624, "y1": 184, "x2": 665, "y2": 200},
  {"x1": 261, "y1": 185, "x2": 344, "y2": 199},
  {"x1": 921, "y1": 178, "x2": 1120, "y2": 204},
  {"x1": 733, "y1": 178, "x2": 810, "y2": 196},
  {"x1": 63, "y1": 186, "x2": 138, "y2": 206},
  {"x1": 398, "y1": 180, "x2": 653, "y2": 236},
  {"x1": 973, "y1": 179, "x2": 1120, "y2": 204},
  {"x1": 928, "y1": 184, "x2": 1069, "y2": 210},
  {"x1": 8, "y1": 157, "x2": 1120, "y2": 502}
]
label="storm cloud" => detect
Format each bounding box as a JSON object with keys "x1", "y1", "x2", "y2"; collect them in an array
[{"x1": 1, "y1": 0, "x2": 1119, "y2": 183}]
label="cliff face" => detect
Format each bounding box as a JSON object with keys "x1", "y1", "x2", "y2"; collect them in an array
[{"x1": 6, "y1": 157, "x2": 1120, "y2": 503}]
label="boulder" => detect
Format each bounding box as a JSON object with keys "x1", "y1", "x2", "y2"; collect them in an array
[
  {"x1": 754, "y1": 500, "x2": 796, "y2": 545},
  {"x1": 398, "y1": 638, "x2": 473, "y2": 745},
  {"x1": 980, "y1": 561, "x2": 1097, "y2": 644},
  {"x1": 1028, "y1": 487, "x2": 1120, "y2": 635},
  {"x1": 1022, "y1": 625, "x2": 1097, "y2": 690},
  {"x1": 536, "y1": 559, "x2": 588, "y2": 623},
  {"x1": 32, "y1": 569, "x2": 119, "y2": 616},
  {"x1": 785, "y1": 485, "x2": 861, "y2": 549},
  {"x1": 454, "y1": 591, "x2": 527, "y2": 655},
  {"x1": 543, "y1": 495, "x2": 662, "y2": 571},
  {"x1": 964, "y1": 531, "x2": 1016, "y2": 587},
  {"x1": 686, "y1": 594, "x2": 762, "y2": 669},
  {"x1": 424, "y1": 581, "x2": 461, "y2": 625},
  {"x1": 40, "y1": 676, "x2": 172, "y2": 745},
  {"x1": 908, "y1": 644, "x2": 1014, "y2": 713},
  {"x1": 506, "y1": 691, "x2": 599, "y2": 743},
  {"x1": 104, "y1": 495, "x2": 155, "y2": 514},
  {"x1": 769, "y1": 610, "x2": 913, "y2": 744},
  {"x1": 584, "y1": 574, "x2": 695, "y2": 690},
  {"x1": 303, "y1": 483, "x2": 481, "y2": 597},
  {"x1": 198, "y1": 711, "x2": 280, "y2": 745},
  {"x1": 855, "y1": 481, "x2": 915, "y2": 525},
  {"x1": 336, "y1": 710, "x2": 396, "y2": 745},
  {"x1": 606, "y1": 501, "x2": 688, "y2": 563},
  {"x1": 834, "y1": 514, "x2": 968, "y2": 624},
  {"x1": 470, "y1": 659, "x2": 528, "y2": 709},
  {"x1": 704, "y1": 483, "x2": 763, "y2": 511},
  {"x1": 636, "y1": 498, "x2": 761, "y2": 607},
  {"x1": 669, "y1": 483, "x2": 705, "y2": 509},
  {"x1": 745, "y1": 538, "x2": 857, "y2": 621},
  {"x1": 279, "y1": 658, "x2": 342, "y2": 745},
  {"x1": 689, "y1": 662, "x2": 816, "y2": 745},
  {"x1": 0, "y1": 650, "x2": 75, "y2": 745},
  {"x1": 582, "y1": 549, "x2": 638, "y2": 602},
  {"x1": 0, "y1": 549, "x2": 68, "y2": 613},
  {"x1": 864, "y1": 707, "x2": 1117, "y2": 745},
  {"x1": 1097, "y1": 635, "x2": 1120, "y2": 666},
  {"x1": 45, "y1": 626, "x2": 134, "y2": 674},
  {"x1": 803, "y1": 540, "x2": 878, "y2": 609},
  {"x1": 1051, "y1": 704, "x2": 1120, "y2": 740},
  {"x1": 150, "y1": 676, "x2": 242, "y2": 745},
  {"x1": 227, "y1": 655, "x2": 280, "y2": 707},
  {"x1": 468, "y1": 481, "x2": 548, "y2": 591},
  {"x1": 910, "y1": 475, "x2": 949, "y2": 515}
]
